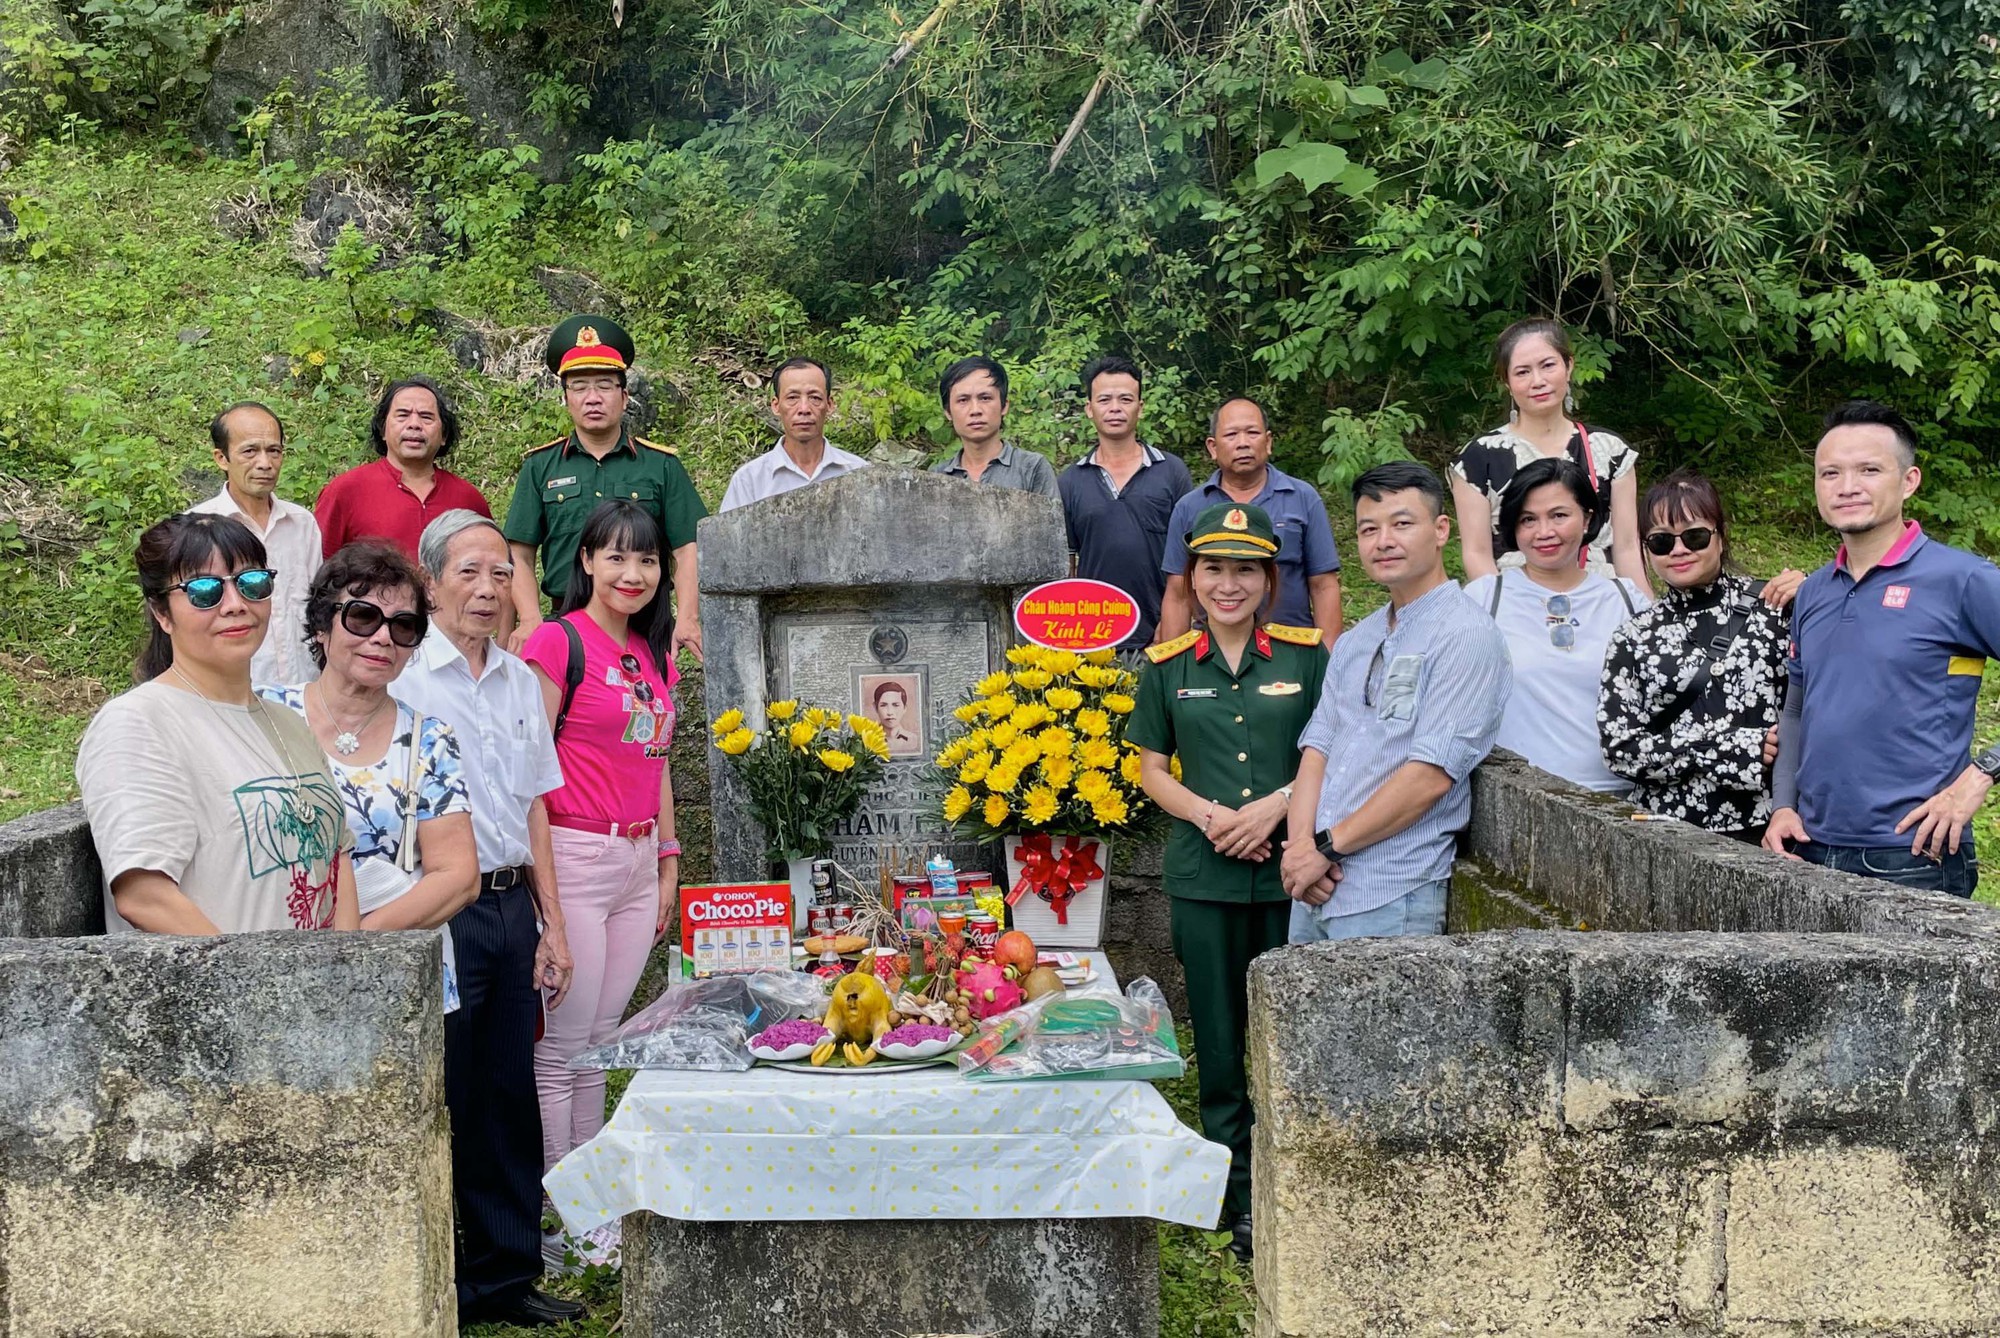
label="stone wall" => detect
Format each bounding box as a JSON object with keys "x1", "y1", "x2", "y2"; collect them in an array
[
  {"x1": 0, "y1": 930, "x2": 455, "y2": 1335},
  {"x1": 0, "y1": 802, "x2": 102, "y2": 938},
  {"x1": 1250, "y1": 751, "x2": 2000, "y2": 1338}
]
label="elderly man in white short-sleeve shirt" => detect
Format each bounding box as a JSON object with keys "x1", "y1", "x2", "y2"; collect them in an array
[
  {"x1": 395, "y1": 509, "x2": 584, "y2": 1328},
  {"x1": 186, "y1": 402, "x2": 323, "y2": 686}
]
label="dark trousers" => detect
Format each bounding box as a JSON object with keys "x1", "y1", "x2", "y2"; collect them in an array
[
  {"x1": 1797, "y1": 839, "x2": 1978, "y2": 898},
  {"x1": 1168, "y1": 896, "x2": 1291, "y2": 1221},
  {"x1": 445, "y1": 879, "x2": 545, "y2": 1313}
]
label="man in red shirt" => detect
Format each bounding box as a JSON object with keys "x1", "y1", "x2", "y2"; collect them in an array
[{"x1": 316, "y1": 375, "x2": 492, "y2": 559}]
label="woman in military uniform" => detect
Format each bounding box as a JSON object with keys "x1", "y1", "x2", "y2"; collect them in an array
[{"x1": 1125, "y1": 501, "x2": 1329, "y2": 1260}]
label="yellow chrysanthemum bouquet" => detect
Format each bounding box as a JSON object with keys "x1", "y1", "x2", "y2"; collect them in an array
[
  {"x1": 711, "y1": 700, "x2": 890, "y2": 862},
  {"x1": 932, "y1": 645, "x2": 1152, "y2": 842}
]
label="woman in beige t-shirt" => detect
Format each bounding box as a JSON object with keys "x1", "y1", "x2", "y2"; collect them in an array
[{"x1": 77, "y1": 513, "x2": 357, "y2": 935}]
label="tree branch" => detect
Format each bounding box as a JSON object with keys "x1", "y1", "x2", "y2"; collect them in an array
[{"x1": 1047, "y1": 0, "x2": 1160, "y2": 173}]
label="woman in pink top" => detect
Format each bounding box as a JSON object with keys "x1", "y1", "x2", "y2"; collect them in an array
[{"x1": 520, "y1": 500, "x2": 679, "y2": 1269}]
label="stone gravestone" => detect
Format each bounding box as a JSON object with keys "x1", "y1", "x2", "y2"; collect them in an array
[{"x1": 698, "y1": 468, "x2": 1068, "y2": 887}]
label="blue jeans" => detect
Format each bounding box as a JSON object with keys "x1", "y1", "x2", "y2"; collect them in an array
[
  {"x1": 1796, "y1": 840, "x2": 1979, "y2": 898},
  {"x1": 1289, "y1": 879, "x2": 1449, "y2": 942}
]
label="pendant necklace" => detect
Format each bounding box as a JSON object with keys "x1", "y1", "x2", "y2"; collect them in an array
[{"x1": 313, "y1": 683, "x2": 389, "y2": 757}]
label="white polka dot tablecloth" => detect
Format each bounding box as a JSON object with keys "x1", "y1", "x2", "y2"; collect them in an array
[{"x1": 545, "y1": 955, "x2": 1230, "y2": 1230}]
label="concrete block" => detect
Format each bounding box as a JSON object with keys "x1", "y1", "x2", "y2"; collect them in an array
[
  {"x1": 0, "y1": 802, "x2": 103, "y2": 939},
  {"x1": 623, "y1": 1210, "x2": 1159, "y2": 1338},
  {"x1": 0, "y1": 931, "x2": 453, "y2": 1336}
]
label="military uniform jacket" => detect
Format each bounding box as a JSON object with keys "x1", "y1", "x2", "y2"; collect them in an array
[
  {"x1": 1126, "y1": 625, "x2": 1329, "y2": 903},
  {"x1": 504, "y1": 430, "x2": 708, "y2": 600}
]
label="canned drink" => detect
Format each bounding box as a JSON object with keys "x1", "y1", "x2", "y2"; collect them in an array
[
  {"x1": 810, "y1": 858, "x2": 837, "y2": 900},
  {"x1": 808, "y1": 905, "x2": 835, "y2": 938},
  {"x1": 967, "y1": 912, "x2": 999, "y2": 955},
  {"x1": 936, "y1": 908, "x2": 968, "y2": 938},
  {"x1": 829, "y1": 902, "x2": 857, "y2": 932}
]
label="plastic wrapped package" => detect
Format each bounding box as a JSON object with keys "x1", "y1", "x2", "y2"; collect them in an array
[
  {"x1": 956, "y1": 976, "x2": 1184, "y2": 1083},
  {"x1": 570, "y1": 970, "x2": 831, "y2": 1072}
]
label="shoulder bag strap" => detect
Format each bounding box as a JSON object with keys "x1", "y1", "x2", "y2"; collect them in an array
[
  {"x1": 1489, "y1": 570, "x2": 1504, "y2": 617},
  {"x1": 396, "y1": 711, "x2": 425, "y2": 874},
  {"x1": 1614, "y1": 579, "x2": 1637, "y2": 618},
  {"x1": 552, "y1": 617, "x2": 587, "y2": 741},
  {"x1": 1646, "y1": 581, "x2": 1767, "y2": 735}
]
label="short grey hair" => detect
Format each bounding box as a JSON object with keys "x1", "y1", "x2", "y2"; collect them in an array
[{"x1": 418, "y1": 509, "x2": 507, "y2": 580}]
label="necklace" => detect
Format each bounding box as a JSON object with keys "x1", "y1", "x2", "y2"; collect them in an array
[{"x1": 311, "y1": 682, "x2": 389, "y2": 757}]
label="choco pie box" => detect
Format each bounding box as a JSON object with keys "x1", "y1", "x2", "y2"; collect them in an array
[{"x1": 680, "y1": 882, "x2": 793, "y2": 977}]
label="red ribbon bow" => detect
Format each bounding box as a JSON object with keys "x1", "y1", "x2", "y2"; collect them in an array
[{"x1": 1007, "y1": 834, "x2": 1105, "y2": 924}]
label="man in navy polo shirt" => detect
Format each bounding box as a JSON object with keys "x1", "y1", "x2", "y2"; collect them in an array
[
  {"x1": 1156, "y1": 397, "x2": 1343, "y2": 646},
  {"x1": 1763, "y1": 400, "x2": 2000, "y2": 896}
]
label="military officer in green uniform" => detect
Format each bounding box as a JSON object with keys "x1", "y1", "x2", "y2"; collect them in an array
[
  {"x1": 505, "y1": 315, "x2": 709, "y2": 658},
  {"x1": 1125, "y1": 501, "x2": 1329, "y2": 1261}
]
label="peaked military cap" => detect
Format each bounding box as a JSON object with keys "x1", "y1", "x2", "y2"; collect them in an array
[
  {"x1": 1185, "y1": 502, "x2": 1280, "y2": 560},
  {"x1": 545, "y1": 314, "x2": 635, "y2": 378}
]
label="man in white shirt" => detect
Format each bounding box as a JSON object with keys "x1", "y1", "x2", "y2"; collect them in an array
[
  {"x1": 396, "y1": 509, "x2": 582, "y2": 1328},
  {"x1": 186, "y1": 402, "x2": 322, "y2": 686},
  {"x1": 719, "y1": 357, "x2": 869, "y2": 511}
]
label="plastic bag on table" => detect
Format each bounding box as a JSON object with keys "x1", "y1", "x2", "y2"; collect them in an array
[
  {"x1": 955, "y1": 975, "x2": 1184, "y2": 1083},
  {"x1": 568, "y1": 969, "x2": 831, "y2": 1072}
]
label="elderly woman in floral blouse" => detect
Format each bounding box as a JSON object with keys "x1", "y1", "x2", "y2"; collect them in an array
[{"x1": 1597, "y1": 472, "x2": 1791, "y2": 842}]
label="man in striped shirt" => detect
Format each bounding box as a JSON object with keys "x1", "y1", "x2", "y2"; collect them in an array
[{"x1": 1282, "y1": 461, "x2": 1513, "y2": 940}]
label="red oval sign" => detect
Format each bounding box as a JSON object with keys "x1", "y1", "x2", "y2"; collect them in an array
[{"x1": 1013, "y1": 579, "x2": 1141, "y2": 652}]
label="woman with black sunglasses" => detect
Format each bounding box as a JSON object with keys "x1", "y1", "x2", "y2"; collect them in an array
[
  {"x1": 1598, "y1": 472, "x2": 1792, "y2": 841},
  {"x1": 76, "y1": 513, "x2": 359, "y2": 934},
  {"x1": 262, "y1": 541, "x2": 480, "y2": 970},
  {"x1": 1462, "y1": 456, "x2": 1649, "y2": 793},
  {"x1": 518, "y1": 500, "x2": 679, "y2": 1272}
]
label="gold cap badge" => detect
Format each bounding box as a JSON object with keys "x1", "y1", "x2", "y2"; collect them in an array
[
  {"x1": 577, "y1": 325, "x2": 599, "y2": 346},
  {"x1": 1224, "y1": 508, "x2": 1248, "y2": 531}
]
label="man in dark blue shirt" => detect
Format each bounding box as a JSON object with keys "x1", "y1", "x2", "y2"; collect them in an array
[
  {"x1": 1764, "y1": 400, "x2": 2000, "y2": 896},
  {"x1": 1156, "y1": 397, "x2": 1343, "y2": 645},
  {"x1": 1057, "y1": 354, "x2": 1194, "y2": 648}
]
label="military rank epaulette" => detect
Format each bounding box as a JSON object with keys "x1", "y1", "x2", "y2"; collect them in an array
[
  {"x1": 634, "y1": 435, "x2": 678, "y2": 455},
  {"x1": 1146, "y1": 630, "x2": 1202, "y2": 664},
  {"x1": 523, "y1": 436, "x2": 565, "y2": 456},
  {"x1": 1263, "y1": 623, "x2": 1324, "y2": 647}
]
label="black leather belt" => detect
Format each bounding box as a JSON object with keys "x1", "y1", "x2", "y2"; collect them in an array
[{"x1": 482, "y1": 865, "x2": 528, "y2": 894}]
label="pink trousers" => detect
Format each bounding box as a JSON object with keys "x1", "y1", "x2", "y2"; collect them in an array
[{"x1": 534, "y1": 826, "x2": 659, "y2": 1174}]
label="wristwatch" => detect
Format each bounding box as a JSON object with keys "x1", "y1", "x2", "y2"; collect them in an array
[
  {"x1": 1974, "y1": 748, "x2": 2000, "y2": 781},
  {"x1": 1314, "y1": 828, "x2": 1345, "y2": 863}
]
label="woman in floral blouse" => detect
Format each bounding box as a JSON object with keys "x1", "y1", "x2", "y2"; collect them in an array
[{"x1": 1597, "y1": 472, "x2": 1790, "y2": 841}]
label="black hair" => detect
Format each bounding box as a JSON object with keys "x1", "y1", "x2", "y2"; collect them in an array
[
  {"x1": 1080, "y1": 354, "x2": 1142, "y2": 398},
  {"x1": 304, "y1": 541, "x2": 433, "y2": 670},
  {"x1": 1498, "y1": 456, "x2": 1604, "y2": 551},
  {"x1": 939, "y1": 355, "x2": 1009, "y2": 411},
  {"x1": 1351, "y1": 460, "x2": 1447, "y2": 518},
  {"x1": 1643, "y1": 470, "x2": 1733, "y2": 567},
  {"x1": 772, "y1": 357, "x2": 833, "y2": 397},
  {"x1": 873, "y1": 680, "x2": 909, "y2": 708},
  {"x1": 1207, "y1": 397, "x2": 1268, "y2": 438},
  {"x1": 559, "y1": 500, "x2": 672, "y2": 668},
  {"x1": 133, "y1": 513, "x2": 269, "y2": 683},
  {"x1": 369, "y1": 376, "x2": 462, "y2": 461},
  {"x1": 1822, "y1": 399, "x2": 1918, "y2": 469},
  {"x1": 209, "y1": 402, "x2": 285, "y2": 454}
]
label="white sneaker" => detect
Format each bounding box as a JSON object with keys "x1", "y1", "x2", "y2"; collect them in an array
[
  {"x1": 541, "y1": 1228, "x2": 578, "y2": 1278},
  {"x1": 576, "y1": 1222, "x2": 622, "y2": 1271}
]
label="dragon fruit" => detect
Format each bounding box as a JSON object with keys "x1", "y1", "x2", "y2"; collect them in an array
[{"x1": 956, "y1": 959, "x2": 1024, "y2": 1020}]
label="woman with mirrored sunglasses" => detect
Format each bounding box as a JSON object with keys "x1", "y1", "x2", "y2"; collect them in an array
[
  {"x1": 1598, "y1": 471, "x2": 1792, "y2": 841},
  {"x1": 518, "y1": 500, "x2": 679, "y2": 1271},
  {"x1": 1463, "y1": 456, "x2": 1649, "y2": 793},
  {"x1": 76, "y1": 513, "x2": 359, "y2": 935},
  {"x1": 261, "y1": 541, "x2": 479, "y2": 982}
]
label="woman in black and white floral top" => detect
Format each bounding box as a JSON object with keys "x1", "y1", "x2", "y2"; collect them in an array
[
  {"x1": 1597, "y1": 472, "x2": 1790, "y2": 841},
  {"x1": 1450, "y1": 317, "x2": 1651, "y2": 589}
]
